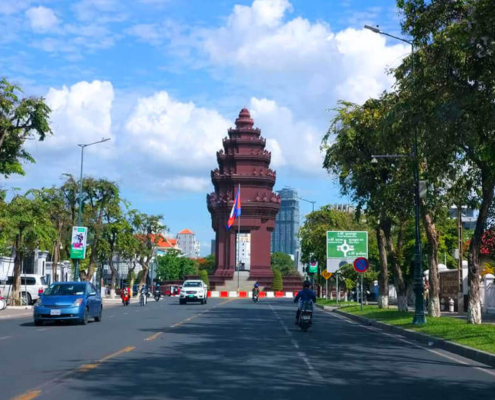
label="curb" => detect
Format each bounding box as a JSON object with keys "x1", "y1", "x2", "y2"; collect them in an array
[
  {"x1": 333, "y1": 309, "x2": 495, "y2": 369},
  {"x1": 5, "y1": 306, "x2": 33, "y2": 310}
]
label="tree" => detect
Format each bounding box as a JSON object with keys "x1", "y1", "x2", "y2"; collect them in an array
[
  {"x1": 322, "y1": 98, "x2": 413, "y2": 309},
  {"x1": 34, "y1": 188, "x2": 71, "y2": 283},
  {"x1": 298, "y1": 207, "x2": 377, "y2": 297},
  {"x1": 272, "y1": 269, "x2": 283, "y2": 291},
  {"x1": 156, "y1": 250, "x2": 197, "y2": 281},
  {"x1": 130, "y1": 212, "x2": 165, "y2": 290},
  {"x1": 271, "y1": 252, "x2": 297, "y2": 276},
  {"x1": 195, "y1": 254, "x2": 216, "y2": 274},
  {"x1": 0, "y1": 78, "x2": 51, "y2": 179},
  {"x1": 200, "y1": 270, "x2": 209, "y2": 289},
  {"x1": 398, "y1": 0, "x2": 495, "y2": 323},
  {"x1": 0, "y1": 192, "x2": 55, "y2": 305}
]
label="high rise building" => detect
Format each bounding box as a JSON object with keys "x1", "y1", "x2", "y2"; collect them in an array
[
  {"x1": 176, "y1": 229, "x2": 200, "y2": 258},
  {"x1": 271, "y1": 188, "x2": 300, "y2": 255}
]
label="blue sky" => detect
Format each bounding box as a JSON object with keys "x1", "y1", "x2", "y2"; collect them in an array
[{"x1": 0, "y1": 0, "x2": 408, "y2": 255}]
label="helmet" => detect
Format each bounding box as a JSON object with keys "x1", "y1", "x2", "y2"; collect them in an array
[
  {"x1": 254, "y1": 283, "x2": 259, "y2": 288},
  {"x1": 303, "y1": 281, "x2": 311, "y2": 288}
]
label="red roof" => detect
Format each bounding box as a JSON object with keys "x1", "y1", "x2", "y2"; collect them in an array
[
  {"x1": 145, "y1": 234, "x2": 178, "y2": 249},
  {"x1": 178, "y1": 229, "x2": 194, "y2": 235}
]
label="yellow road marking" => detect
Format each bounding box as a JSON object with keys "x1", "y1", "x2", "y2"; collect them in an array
[
  {"x1": 78, "y1": 364, "x2": 98, "y2": 372},
  {"x1": 99, "y1": 346, "x2": 135, "y2": 362},
  {"x1": 9, "y1": 347, "x2": 135, "y2": 400},
  {"x1": 145, "y1": 332, "x2": 162, "y2": 341},
  {"x1": 10, "y1": 390, "x2": 41, "y2": 400}
]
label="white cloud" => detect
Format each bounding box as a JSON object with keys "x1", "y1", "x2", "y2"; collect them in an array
[
  {"x1": 249, "y1": 98, "x2": 323, "y2": 175},
  {"x1": 0, "y1": 0, "x2": 33, "y2": 15},
  {"x1": 124, "y1": 91, "x2": 230, "y2": 172},
  {"x1": 44, "y1": 80, "x2": 115, "y2": 152},
  {"x1": 26, "y1": 6, "x2": 59, "y2": 33},
  {"x1": 73, "y1": 0, "x2": 126, "y2": 22}
]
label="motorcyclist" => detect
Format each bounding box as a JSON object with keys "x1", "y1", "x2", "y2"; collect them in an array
[
  {"x1": 154, "y1": 284, "x2": 161, "y2": 298},
  {"x1": 121, "y1": 286, "x2": 130, "y2": 304},
  {"x1": 252, "y1": 282, "x2": 260, "y2": 299},
  {"x1": 294, "y1": 281, "x2": 316, "y2": 324},
  {"x1": 140, "y1": 285, "x2": 148, "y2": 305}
]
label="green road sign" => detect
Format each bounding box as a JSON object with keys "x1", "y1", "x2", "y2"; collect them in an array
[{"x1": 327, "y1": 231, "x2": 368, "y2": 259}]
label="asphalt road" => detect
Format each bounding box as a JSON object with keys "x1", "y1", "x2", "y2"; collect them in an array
[{"x1": 1, "y1": 297, "x2": 495, "y2": 400}]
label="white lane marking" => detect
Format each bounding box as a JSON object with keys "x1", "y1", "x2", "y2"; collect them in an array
[
  {"x1": 36, "y1": 328, "x2": 48, "y2": 332},
  {"x1": 269, "y1": 303, "x2": 323, "y2": 381},
  {"x1": 123, "y1": 312, "x2": 128, "y2": 315},
  {"x1": 109, "y1": 315, "x2": 115, "y2": 319},
  {"x1": 0, "y1": 336, "x2": 12, "y2": 340},
  {"x1": 327, "y1": 312, "x2": 495, "y2": 380}
]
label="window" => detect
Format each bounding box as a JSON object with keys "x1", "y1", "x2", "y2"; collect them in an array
[
  {"x1": 184, "y1": 282, "x2": 202, "y2": 287},
  {"x1": 44, "y1": 283, "x2": 86, "y2": 296},
  {"x1": 6, "y1": 277, "x2": 36, "y2": 285}
]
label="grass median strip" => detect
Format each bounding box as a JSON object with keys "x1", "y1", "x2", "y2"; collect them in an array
[
  {"x1": 339, "y1": 305, "x2": 495, "y2": 355},
  {"x1": 316, "y1": 299, "x2": 356, "y2": 306}
]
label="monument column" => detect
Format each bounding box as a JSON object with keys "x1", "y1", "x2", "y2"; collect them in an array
[{"x1": 207, "y1": 108, "x2": 281, "y2": 287}]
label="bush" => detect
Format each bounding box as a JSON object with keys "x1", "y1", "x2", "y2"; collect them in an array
[
  {"x1": 200, "y1": 269, "x2": 209, "y2": 289},
  {"x1": 272, "y1": 269, "x2": 283, "y2": 291}
]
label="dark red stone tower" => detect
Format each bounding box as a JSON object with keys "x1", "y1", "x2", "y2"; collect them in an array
[{"x1": 207, "y1": 108, "x2": 280, "y2": 286}]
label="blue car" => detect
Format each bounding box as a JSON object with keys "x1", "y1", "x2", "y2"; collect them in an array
[{"x1": 34, "y1": 282, "x2": 102, "y2": 326}]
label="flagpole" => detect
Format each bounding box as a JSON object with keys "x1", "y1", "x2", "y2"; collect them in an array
[{"x1": 237, "y1": 184, "x2": 241, "y2": 293}]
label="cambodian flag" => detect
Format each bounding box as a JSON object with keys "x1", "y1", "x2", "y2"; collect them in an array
[{"x1": 227, "y1": 187, "x2": 241, "y2": 230}]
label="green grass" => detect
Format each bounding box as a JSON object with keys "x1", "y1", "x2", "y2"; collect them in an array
[
  {"x1": 316, "y1": 299, "x2": 356, "y2": 306},
  {"x1": 340, "y1": 305, "x2": 495, "y2": 355}
]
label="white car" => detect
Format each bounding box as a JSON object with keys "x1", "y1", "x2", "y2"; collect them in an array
[
  {"x1": 0, "y1": 275, "x2": 48, "y2": 305},
  {"x1": 179, "y1": 280, "x2": 208, "y2": 305}
]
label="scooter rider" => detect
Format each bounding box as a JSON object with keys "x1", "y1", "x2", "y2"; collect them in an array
[
  {"x1": 154, "y1": 284, "x2": 161, "y2": 299},
  {"x1": 252, "y1": 282, "x2": 260, "y2": 299},
  {"x1": 294, "y1": 281, "x2": 316, "y2": 324}
]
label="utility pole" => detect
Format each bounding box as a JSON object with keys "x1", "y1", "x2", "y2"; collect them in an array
[
  {"x1": 365, "y1": 24, "x2": 426, "y2": 325},
  {"x1": 74, "y1": 138, "x2": 111, "y2": 281}
]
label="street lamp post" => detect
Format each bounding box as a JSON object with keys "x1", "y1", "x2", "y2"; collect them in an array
[
  {"x1": 74, "y1": 138, "x2": 111, "y2": 281},
  {"x1": 296, "y1": 196, "x2": 315, "y2": 213},
  {"x1": 365, "y1": 24, "x2": 426, "y2": 325}
]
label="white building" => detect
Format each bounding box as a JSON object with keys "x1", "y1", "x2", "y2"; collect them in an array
[
  {"x1": 237, "y1": 233, "x2": 251, "y2": 270},
  {"x1": 176, "y1": 229, "x2": 200, "y2": 258}
]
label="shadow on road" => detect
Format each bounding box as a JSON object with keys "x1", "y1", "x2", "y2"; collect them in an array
[{"x1": 56, "y1": 300, "x2": 494, "y2": 400}]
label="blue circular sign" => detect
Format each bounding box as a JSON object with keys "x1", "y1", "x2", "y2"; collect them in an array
[{"x1": 354, "y1": 257, "x2": 369, "y2": 273}]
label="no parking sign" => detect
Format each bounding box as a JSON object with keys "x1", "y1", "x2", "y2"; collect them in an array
[{"x1": 353, "y1": 257, "x2": 369, "y2": 273}]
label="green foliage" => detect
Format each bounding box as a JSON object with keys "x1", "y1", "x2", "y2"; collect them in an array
[
  {"x1": 271, "y1": 252, "x2": 297, "y2": 276},
  {"x1": 195, "y1": 254, "x2": 216, "y2": 274},
  {"x1": 0, "y1": 78, "x2": 52, "y2": 178},
  {"x1": 272, "y1": 269, "x2": 283, "y2": 291},
  {"x1": 199, "y1": 269, "x2": 209, "y2": 289},
  {"x1": 156, "y1": 250, "x2": 197, "y2": 281}
]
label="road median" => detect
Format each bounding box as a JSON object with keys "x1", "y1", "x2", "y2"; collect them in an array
[{"x1": 318, "y1": 304, "x2": 495, "y2": 368}]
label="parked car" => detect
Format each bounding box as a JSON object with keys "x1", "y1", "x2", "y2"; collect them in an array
[
  {"x1": 179, "y1": 280, "x2": 208, "y2": 305},
  {"x1": 34, "y1": 282, "x2": 102, "y2": 326},
  {"x1": 0, "y1": 275, "x2": 48, "y2": 305}
]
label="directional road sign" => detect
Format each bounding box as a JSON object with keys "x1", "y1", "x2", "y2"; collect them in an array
[
  {"x1": 327, "y1": 231, "x2": 368, "y2": 259},
  {"x1": 353, "y1": 257, "x2": 369, "y2": 274}
]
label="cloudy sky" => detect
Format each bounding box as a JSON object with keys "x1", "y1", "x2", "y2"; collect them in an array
[{"x1": 1, "y1": 0, "x2": 409, "y2": 255}]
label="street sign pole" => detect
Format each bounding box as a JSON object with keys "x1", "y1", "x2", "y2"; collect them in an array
[
  {"x1": 361, "y1": 273, "x2": 364, "y2": 311},
  {"x1": 336, "y1": 272, "x2": 339, "y2": 306},
  {"x1": 326, "y1": 278, "x2": 329, "y2": 300}
]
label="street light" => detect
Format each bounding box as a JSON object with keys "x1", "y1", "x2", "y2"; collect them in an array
[
  {"x1": 296, "y1": 196, "x2": 316, "y2": 213},
  {"x1": 365, "y1": 24, "x2": 426, "y2": 325},
  {"x1": 74, "y1": 138, "x2": 111, "y2": 281}
]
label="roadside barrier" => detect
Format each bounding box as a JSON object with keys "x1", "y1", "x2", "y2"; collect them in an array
[{"x1": 206, "y1": 291, "x2": 296, "y2": 298}]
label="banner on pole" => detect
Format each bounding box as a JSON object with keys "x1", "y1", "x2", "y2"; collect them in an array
[{"x1": 70, "y1": 226, "x2": 88, "y2": 259}]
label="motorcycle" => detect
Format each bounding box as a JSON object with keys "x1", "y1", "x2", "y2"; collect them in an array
[
  {"x1": 252, "y1": 291, "x2": 259, "y2": 303},
  {"x1": 122, "y1": 291, "x2": 130, "y2": 307},
  {"x1": 298, "y1": 301, "x2": 313, "y2": 332},
  {"x1": 154, "y1": 289, "x2": 161, "y2": 302}
]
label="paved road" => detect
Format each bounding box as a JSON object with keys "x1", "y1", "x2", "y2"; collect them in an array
[{"x1": 1, "y1": 298, "x2": 494, "y2": 400}]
